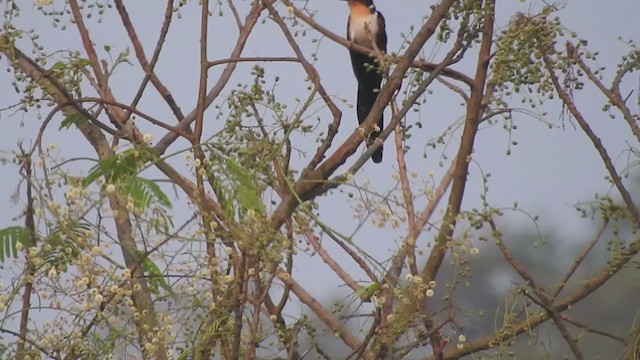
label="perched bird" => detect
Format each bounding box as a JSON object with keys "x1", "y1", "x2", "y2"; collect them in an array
[{"x1": 342, "y1": 0, "x2": 387, "y2": 163}]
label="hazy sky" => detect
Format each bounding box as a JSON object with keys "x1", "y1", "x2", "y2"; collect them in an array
[
  {"x1": 0, "y1": 0, "x2": 639, "y2": 354},
  {"x1": 2, "y1": 1, "x2": 637, "y2": 233}
]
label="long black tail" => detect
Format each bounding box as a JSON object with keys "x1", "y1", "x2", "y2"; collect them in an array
[{"x1": 356, "y1": 74, "x2": 384, "y2": 163}]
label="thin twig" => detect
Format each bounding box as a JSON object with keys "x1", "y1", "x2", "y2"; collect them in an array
[
  {"x1": 299, "y1": 221, "x2": 364, "y2": 295},
  {"x1": 558, "y1": 313, "x2": 627, "y2": 344},
  {"x1": 491, "y1": 218, "x2": 584, "y2": 360},
  {"x1": 208, "y1": 56, "x2": 299, "y2": 67},
  {"x1": 551, "y1": 220, "x2": 608, "y2": 301},
  {"x1": 392, "y1": 100, "x2": 418, "y2": 276},
  {"x1": 279, "y1": 0, "x2": 474, "y2": 88},
  {"x1": 115, "y1": 0, "x2": 185, "y2": 123},
  {"x1": 276, "y1": 271, "x2": 362, "y2": 351},
  {"x1": 16, "y1": 149, "x2": 37, "y2": 359},
  {"x1": 543, "y1": 53, "x2": 640, "y2": 225},
  {"x1": 566, "y1": 42, "x2": 640, "y2": 142},
  {"x1": 154, "y1": 2, "x2": 265, "y2": 154},
  {"x1": 262, "y1": 0, "x2": 342, "y2": 174}
]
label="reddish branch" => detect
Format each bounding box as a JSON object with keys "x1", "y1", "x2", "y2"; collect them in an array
[
  {"x1": 421, "y1": 0, "x2": 494, "y2": 283},
  {"x1": 551, "y1": 220, "x2": 608, "y2": 301},
  {"x1": 153, "y1": 2, "x2": 265, "y2": 154},
  {"x1": 79, "y1": 97, "x2": 191, "y2": 139},
  {"x1": 16, "y1": 151, "x2": 38, "y2": 359},
  {"x1": 190, "y1": 1, "x2": 230, "y2": 358},
  {"x1": 279, "y1": 0, "x2": 474, "y2": 88},
  {"x1": 438, "y1": 32, "x2": 640, "y2": 359},
  {"x1": 261, "y1": 0, "x2": 343, "y2": 174},
  {"x1": 542, "y1": 53, "x2": 640, "y2": 225},
  {"x1": 566, "y1": 42, "x2": 640, "y2": 143},
  {"x1": 301, "y1": 228, "x2": 363, "y2": 294},
  {"x1": 69, "y1": 0, "x2": 142, "y2": 142},
  {"x1": 269, "y1": 0, "x2": 459, "y2": 232},
  {"x1": 208, "y1": 56, "x2": 300, "y2": 68},
  {"x1": 114, "y1": 0, "x2": 186, "y2": 123},
  {"x1": 492, "y1": 219, "x2": 584, "y2": 360},
  {"x1": 277, "y1": 272, "x2": 362, "y2": 351},
  {"x1": 5, "y1": 1, "x2": 638, "y2": 358},
  {"x1": 418, "y1": 2, "x2": 495, "y2": 358},
  {"x1": 393, "y1": 114, "x2": 419, "y2": 276}
]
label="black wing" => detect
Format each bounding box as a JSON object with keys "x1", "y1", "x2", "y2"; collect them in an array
[{"x1": 376, "y1": 11, "x2": 387, "y2": 53}]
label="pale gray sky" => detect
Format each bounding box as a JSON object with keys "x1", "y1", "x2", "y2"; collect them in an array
[{"x1": 0, "y1": 0, "x2": 639, "y2": 356}]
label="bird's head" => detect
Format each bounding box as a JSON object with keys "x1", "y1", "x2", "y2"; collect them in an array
[{"x1": 340, "y1": 0, "x2": 376, "y2": 11}]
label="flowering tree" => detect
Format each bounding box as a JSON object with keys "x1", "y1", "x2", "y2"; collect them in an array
[{"x1": 0, "y1": 0, "x2": 639, "y2": 359}]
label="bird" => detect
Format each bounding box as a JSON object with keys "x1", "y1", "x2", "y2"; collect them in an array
[{"x1": 342, "y1": 0, "x2": 387, "y2": 163}]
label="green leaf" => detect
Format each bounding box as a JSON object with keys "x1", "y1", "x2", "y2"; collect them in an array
[
  {"x1": 356, "y1": 282, "x2": 380, "y2": 299},
  {"x1": 114, "y1": 47, "x2": 132, "y2": 67},
  {"x1": 122, "y1": 177, "x2": 151, "y2": 210},
  {"x1": 50, "y1": 61, "x2": 66, "y2": 72},
  {"x1": 59, "y1": 112, "x2": 85, "y2": 130},
  {"x1": 76, "y1": 58, "x2": 92, "y2": 67},
  {"x1": 0, "y1": 226, "x2": 29, "y2": 263},
  {"x1": 83, "y1": 155, "x2": 119, "y2": 187},
  {"x1": 153, "y1": 210, "x2": 174, "y2": 234},
  {"x1": 121, "y1": 177, "x2": 172, "y2": 211},
  {"x1": 176, "y1": 348, "x2": 193, "y2": 360},
  {"x1": 42, "y1": 222, "x2": 89, "y2": 267},
  {"x1": 141, "y1": 255, "x2": 172, "y2": 294},
  {"x1": 83, "y1": 147, "x2": 159, "y2": 187},
  {"x1": 225, "y1": 157, "x2": 265, "y2": 215},
  {"x1": 137, "y1": 178, "x2": 171, "y2": 207}
]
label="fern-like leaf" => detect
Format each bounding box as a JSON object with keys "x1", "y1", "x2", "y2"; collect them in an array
[{"x1": 0, "y1": 226, "x2": 29, "y2": 263}]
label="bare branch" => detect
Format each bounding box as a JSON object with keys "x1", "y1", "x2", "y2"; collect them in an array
[
  {"x1": 154, "y1": 2, "x2": 265, "y2": 154},
  {"x1": 115, "y1": 0, "x2": 186, "y2": 122},
  {"x1": 543, "y1": 53, "x2": 640, "y2": 225},
  {"x1": 566, "y1": 42, "x2": 640, "y2": 142},
  {"x1": 280, "y1": 0, "x2": 474, "y2": 88},
  {"x1": 277, "y1": 271, "x2": 362, "y2": 351}
]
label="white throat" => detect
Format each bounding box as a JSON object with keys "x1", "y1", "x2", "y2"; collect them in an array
[{"x1": 350, "y1": 12, "x2": 379, "y2": 47}]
